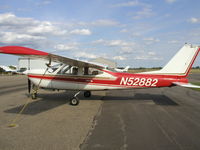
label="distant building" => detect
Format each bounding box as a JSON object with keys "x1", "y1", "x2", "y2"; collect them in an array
[{"x1": 92, "y1": 57, "x2": 117, "y2": 68}]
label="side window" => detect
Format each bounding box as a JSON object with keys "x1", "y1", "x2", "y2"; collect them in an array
[
  {"x1": 84, "y1": 67, "x2": 103, "y2": 75},
  {"x1": 72, "y1": 67, "x2": 78, "y2": 75},
  {"x1": 58, "y1": 65, "x2": 78, "y2": 75},
  {"x1": 62, "y1": 65, "x2": 72, "y2": 74}
]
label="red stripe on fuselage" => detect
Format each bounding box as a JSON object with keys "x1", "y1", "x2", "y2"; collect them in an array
[{"x1": 28, "y1": 73, "x2": 188, "y2": 88}]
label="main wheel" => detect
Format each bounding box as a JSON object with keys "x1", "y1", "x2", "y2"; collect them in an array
[
  {"x1": 84, "y1": 91, "x2": 91, "y2": 97},
  {"x1": 31, "y1": 92, "x2": 37, "y2": 99},
  {"x1": 70, "y1": 97, "x2": 79, "y2": 106}
]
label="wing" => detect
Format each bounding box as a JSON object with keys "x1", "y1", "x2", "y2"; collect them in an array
[
  {"x1": 173, "y1": 82, "x2": 200, "y2": 88},
  {"x1": 0, "y1": 46, "x2": 105, "y2": 69}
]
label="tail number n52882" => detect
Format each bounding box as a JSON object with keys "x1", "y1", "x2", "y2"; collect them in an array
[{"x1": 120, "y1": 77, "x2": 158, "y2": 87}]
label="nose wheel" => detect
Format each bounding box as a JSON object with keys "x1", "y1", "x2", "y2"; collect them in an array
[
  {"x1": 70, "y1": 97, "x2": 79, "y2": 106},
  {"x1": 70, "y1": 91, "x2": 80, "y2": 106}
]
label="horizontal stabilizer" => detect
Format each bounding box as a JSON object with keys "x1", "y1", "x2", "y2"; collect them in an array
[{"x1": 173, "y1": 82, "x2": 200, "y2": 88}]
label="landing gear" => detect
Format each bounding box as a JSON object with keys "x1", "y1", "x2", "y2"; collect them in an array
[
  {"x1": 70, "y1": 97, "x2": 79, "y2": 106},
  {"x1": 31, "y1": 84, "x2": 38, "y2": 100},
  {"x1": 70, "y1": 91, "x2": 81, "y2": 106},
  {"x1": 84, "y1": 91, "x2": 91, "y2": 97},
  {"x1": 31, "y1": 92, "x2": 37, "y2": 99}
]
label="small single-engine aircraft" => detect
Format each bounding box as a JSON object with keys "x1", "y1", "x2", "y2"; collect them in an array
[
  {"x1": 0, "y1": 65, "x2": 17, "y2": 74},
  {"x1": 0, "y1": 44, "x2": 200, "y2": 106},
  {"x1": 114, "y1": 66, "x2": 130, "y2": 72}
]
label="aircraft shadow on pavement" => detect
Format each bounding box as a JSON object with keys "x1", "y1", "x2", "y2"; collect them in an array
[
  {"x1": 4, "y1": 92, "x2": 70, "y2": 115},
  {"x1": 4, "y1": 92, "x2": 178, "y2": 115},
  {"x1": 101, "y1": 93, "x2": 179, "y2": 106}
]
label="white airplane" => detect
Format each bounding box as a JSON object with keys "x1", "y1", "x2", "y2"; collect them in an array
[
  {"x1": 0, "y1": 44, "x2": 200, "y2": 106},
  {"x1": 115, "y1": 66, "x2": 130, "y2": 72},
  {"x1": 0, "y1": 65, "x2": 17, "y2": 73}
]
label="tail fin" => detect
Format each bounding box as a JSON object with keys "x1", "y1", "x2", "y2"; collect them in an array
[
  {"x1": 141, "y1": 44, "x2": 200, "y2": 76},
  {"x1": 123, "y1": 66, "x2": 130, "y2": 72}
]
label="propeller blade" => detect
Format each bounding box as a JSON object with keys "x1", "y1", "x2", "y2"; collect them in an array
[{"x1": 28, "y1": 79, "x2": 31, "y2": 94}]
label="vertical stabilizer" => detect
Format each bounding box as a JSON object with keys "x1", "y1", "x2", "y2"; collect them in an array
[{"x1": 141, "y1": 44, "x2": 200, "y2": 76}]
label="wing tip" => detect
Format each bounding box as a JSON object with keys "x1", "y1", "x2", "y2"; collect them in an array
[{"x1": 0, "y1": 46, "x2": 49, "y2": 56}]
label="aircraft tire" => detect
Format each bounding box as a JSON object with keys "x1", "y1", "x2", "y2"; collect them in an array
[
  {"x1": 31, "y1": 93, "x2": 37, "y2": 99},
  {"x1": 84, "y1": 91, "x2": 91, "y2": 97},
  {"x1": 70, "y1": 97, "x2": 79, "y2": 106}
]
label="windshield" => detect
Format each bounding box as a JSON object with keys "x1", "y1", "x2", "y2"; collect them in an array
[{"x1": 48, "y1": 63, "x2": 62, "y2": 73}]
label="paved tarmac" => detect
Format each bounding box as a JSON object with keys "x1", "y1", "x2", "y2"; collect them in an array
[{"x1": 0, "y1": 73, "x2": 200, "y2": 150}]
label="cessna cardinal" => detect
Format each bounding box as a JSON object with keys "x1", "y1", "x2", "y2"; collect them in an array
[{"x1": 0, "y1": 44, "x2": 200, "y2": 106}]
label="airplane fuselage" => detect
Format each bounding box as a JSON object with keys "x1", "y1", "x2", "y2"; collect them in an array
[{"x1": 28, "y1": 69, "x2": 188, "y2": 91}]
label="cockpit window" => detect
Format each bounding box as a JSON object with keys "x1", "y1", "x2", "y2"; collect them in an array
[
  {"x1": 59, "y1": 65, "x2": 71, "y2": 74},
  {"x1": 55, "y1": 64, "x2": 104, "y2": 76},
  {"x1": 48, "y1": 63, "x2": 62, "y2": 73},
  {"x1": 86, "y1": 67, "x2": 103, "y2": 75},
  {"x1": 57, "y1": 65, "x2": 79, "y2": 75}
]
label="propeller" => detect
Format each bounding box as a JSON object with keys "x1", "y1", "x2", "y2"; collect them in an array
[{"x1": 28, "y1": 78, "x2": 31, "y2": 94}]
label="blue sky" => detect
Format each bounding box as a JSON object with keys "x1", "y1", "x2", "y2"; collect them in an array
[{"x1": 0, "y1": 0, "x2": 200, "y2": 67}]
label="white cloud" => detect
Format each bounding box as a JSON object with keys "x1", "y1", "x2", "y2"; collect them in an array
[
  {"x1": 112, "y1": 1, "x2": 154, "y2": 20},
  {"x1": 93, "y1": 39, "x2": 135, "y2": 56},
  {"x1": 28, "y1": 21, "x2": 67, "y2": 36},
  {"x1": 91, "y1": 20, "x2": 119, "y2": 26},
  {"x1": 132, "y1": 8, "x2": 154, "y2": 19},
  {"x1": 0, "y1": 32, "x2": 45, "y2": 45},
  {"x1": 70, "y1": 29, "x2": 91, "y2": 35},
  {"x1": 188, "y1": 17, "x2": 200, "y2": 23},
  {"x1": 134, "y1": 55, "x2": 162, "y2": 60},
  {"x1": 132, "y1": 32, "x2": 141, "y2": 37},
  {"x1": 93, "y1": 39, "x2": 134, "y2": 47},
  {"x1": 92, "y1": 39, "x2": 104, "y2": 44},
  {"x1": 113, "y1": 56, "x2": 126, "y2": 60},
  {"x1": 168, "y1": 40, "x2": 179, "y2": 44},
  {"x1": 0, "y1": 12, "x2": 93, "y2": 48},
  {"x1": 112, "y1": 1, "x2": 150, "y2": 8},
  {"x1": 134, "y1": 51, "x2": 162, "y2": 60},
  {"x1": 36, "y1": 0, "x2": 52, "y2": 6},
  {"x1": 75, "y1": 52, "x2": 97, "y2": 59},
  {"x1": 120, "y1": 47, "x2": 133, "y2": 54},
  {"x1": 0, "y1": 13, "x2": 38, "y2": 27},
  {"x1": 143, "y1": 37, "x2": 160, "y2": 42},
  {"x1": 165, "y1": 0, "x2": 177, "y2": 4},
  {"x1": 76, "y1": 19, "x2": 119, "y2": 27},
  {"x1": 108, "y1": 40, "x2": 131, "y2": 47},
  {"x1": 143, "y1": 37, "x2": 160, "y2": 44},
  {"x1": 112, "y1": 1, "x2": 140, "y2": 7},
  {"x1": 0, "y1": 13, "x2": 68, "y2": 37},
  {"x1": 120, "y1": 29, "x2": 128, "y2": 33},
  {"x1": 54, "y1": 43, "x2": 79, "y2": 51}
]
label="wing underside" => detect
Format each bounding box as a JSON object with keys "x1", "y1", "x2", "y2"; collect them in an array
[{"x1": 0, "y1": 46, "x2": 104, "y2": 69}]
